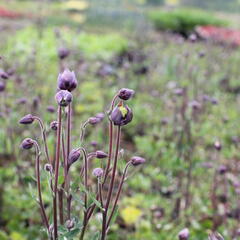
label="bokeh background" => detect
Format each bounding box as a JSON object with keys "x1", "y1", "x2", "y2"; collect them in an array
[{"x1": 1, "y1": 0, "x2": 240, "y2": 239}]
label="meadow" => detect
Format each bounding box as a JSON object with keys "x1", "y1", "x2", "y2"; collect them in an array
[{"x1": 1, "y1": 1, "x2": 240, "y2": 239}]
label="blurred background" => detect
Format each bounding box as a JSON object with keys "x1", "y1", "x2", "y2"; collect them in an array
[{"x1": 1, "y1": 0, "x2": 240, "y2": 239}]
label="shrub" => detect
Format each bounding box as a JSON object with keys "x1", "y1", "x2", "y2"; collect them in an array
[{"x1": 148, "y1": 8, "x2": 228, "y2": 36}]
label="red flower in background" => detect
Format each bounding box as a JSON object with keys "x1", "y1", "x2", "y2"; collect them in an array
[{"x1": 0, "y1": 7, "x2": 23, "y2": 19}]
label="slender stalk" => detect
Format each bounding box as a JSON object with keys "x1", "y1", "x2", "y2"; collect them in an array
[
  {"x1": 34, "y1": 116, "x2": 50, "y2": 164},
  {"x1": 33, "y1": 141, "x2": 51, "y2": 237},
  {"x1": 53, "y1": 106, "x2": 62, "y2": 239},
  {"x1": 101, "y1": 126, "x2": 121, "y2": 240},
  {"x1": 107, "y1": 161, "x2": 131, "y2": 228}
]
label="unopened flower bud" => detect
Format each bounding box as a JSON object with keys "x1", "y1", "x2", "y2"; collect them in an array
[
  {"x1": 0, "y1": 81, "x2": 5, "y2": 92},
  {"x1": 44, "y1": 164, "x2": 53, "y2": 173},
  {"x1": 218, "y1": 165, "x2": 227, "y2": 175},
  {"x1": 55, "y1": 90, "x2": 72, "y2": 107},
  {"x1": 58, "y1": 47, "x2": 70, "y2": 60},
  {"x1": 21, "y1": 138, "x2": 35, "y2": 150},
  {"x1": 214, "y1": 141, "x2": 222, "y2": 151},
  {"x1": 16, "y1": 98, "x2": 27, "y2": 104},
  {"x1": 88, "y1": 117, "x2": 101, "y2": 125},
  {"x1": 178, "y1": 228, "x2": 189, "y2": 240},
  {"x1": 65, "y1": 219, "x2": 74, "y2": 230},
  {"x1": 96, "y1": 150, "x2": 108, "y2": 159},
  {"x1": 19, "y1": 114, "x2": 35, "y2": 124},
  {"x1": 0, "y1": 70, "x2": 8, "y2": 79},
  {"x1": 68, "y1": 149, "x2": 81, "y2": 169},
  {"x1": 92, "y1": 168, "x2": 104, "y2": 178},
  {"x1": 46, "y1": 105, "x2": 55, "y2": 113},
  {"x1": 110, "y1": 103, "x2": 133, "y2": 126},
  {"x1": 58, "y1": 69, "x2": 77, "y2": 92},
  {"x1": 131, "y1": 156, "x2": 146, "y2": 166},
  {"x1": 118, "y1": 88, "x2": 135, "y2": 100},
  {"x1": 95, "y1": 112, "x2": 105, "y2": 120},
  {"x1": 50, "y1": 121, "x2": 58, "y2": 131}
]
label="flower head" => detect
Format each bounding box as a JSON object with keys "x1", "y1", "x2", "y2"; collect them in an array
[
  {"x1": 58, "y1": 69, "x2": 77, "y2": 92},
  {"x1": 92, "y1": 168, "x2": 104, "y2": 178},
  {"x1": 55, "y1": 90, "x2": 72, "y2": 107},
  {"x1": 110, "y1": 103, "x2": 133, "y2": 126},
  {"x1": 131, "y1": 156, "x2": 146, "y2": 166},
  {"x1": 21, "y1": 138, "x2": 35, "y2": 150},
  {"x1": 19, "y1": 114, "x2": 35, "y2": 124},
  {"x1": 118, "y1": 88, "x2": 135, "y2": 100}
]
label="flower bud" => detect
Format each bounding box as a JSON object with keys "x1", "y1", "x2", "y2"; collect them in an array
[
  {"x1": 58, "y1": 69, "x2": 77, "y2": 92},
  {"x1": 178, "y1": 228, "x2": 189, "y2": 240},
  {"x1": 96, "y1": 150, "x2": 108, "y2": 159},
  {"x1": 65, "y1": 219, "x2": 74, "y2": 230},
  {"x1": 58, "y1": 47, "x2": 70, "y2": 60},
  {"x1": 50, "y1": 121, "x2": 58, "y2": 131},
  {"x1": 110, "y1": 103, "x2": 133, "y2": 126},
  {"x1": 55, "y1": 90, "x2": 72, "y2": 107},
  {"x1": 118, "y1": 88, "x2": 135, "y2": 100},
  {"x1": 44, "y1": 164, "x2": 53, "y2": 173},
  {"x1": 0, "y1": 70, "x2": 8, "y2": 79},
  {"x1": 19, "y1": 114, "x2": 35, "y2": 124},
  {"x1": 131, "y1": 156, "x2": 146, "y2": 166},
  {"x1": 0, "y1": 81, "x2": 5, "y2": 92},
  {"x1": 21, "y1": 138, "x2": 35, "y2": 150},
  {"x1": 218, "y1": 165, "x2": 227, "y2": 175},
  {"x1": 95, "y1": 112, "x2": 105, "y2": 121},
  {"x1": 46, "y1": 105, "x2": 55, "y2": 113},
  {"x1": 16, "y1": 98, "x2": 27, "y2": 104},
  {"x1": 214, "y1": 141, "x2": 222, "y2": 151},
  {"x1": 68, "y1": 149, "x2": 81, "y2": 169},
  {"x1": 88, "y1": 117, "x2": 101, "y2": 125},
  {"x1": 92, "y1": 168, "x2": 104, "y2": 178}
]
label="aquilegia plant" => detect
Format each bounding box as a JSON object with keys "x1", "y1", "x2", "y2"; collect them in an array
[{"x1": 19, "y1": 69, "x2": 145, "y2": 240}]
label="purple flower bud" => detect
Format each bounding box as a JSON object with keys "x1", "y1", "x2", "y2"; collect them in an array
[
  {"x1": 88, "y1": 117, "x2": 101, "y2": 125},
  {"x1": 0, "y1": 81, "x2": 5, "y2": 92},
  {"x1": 95, "y1": 112, "x2": 105, "y2": 120},
  {"x1": 0, "y1": 70, "x2": 8, "y2": 79},
  {"x1": 46, "y1": 105, "x2": 55, "y2": 113},
  {"x1": 178, "y1": 228, "x2": 189, "y2": 240},
  {"x1": 65, "y1": 219, "x2": 74, "y2": 230},
  {"x1": 68, "y1": 149, "x2": 81, "y2": 169},
  {"x1": 91, "y1": 141, "x2": 98, "y2": 147},
  {"x1": 58, "y1": 47, "x2": 70, "y2": 60},
  {"x1": 58, "y1": 69, "x2": 77, "y2": 92},
  {"x1": 118, "y1": 88, "x2": 135, "y2": 100},
  {"x1": 50, "y1": 121, "x2": 58, "y2": 131},
  {"x1": 214, "y1": 141, "x2": 222, "y2": 151},
  {"x1": 173, "y1": 88, "x2": 184, "y2": 96},
  {"x1": 19, "y1": 114, "x2": 35, "y2": 124},
  {"x1": 131, "y1": 156, "x2": 146, "y2": 166},
  {"x1": 55, "y1": 90, "x2": 72, "y2": 107},
  {"x1": 110, "y1": 103, "x2": 133, "y2": 126},
  {"x1": 44, "y1": 164, "x2": 53, "y2": 173},
  {"x1": 96, "y1": 150, "x2": 108, "y2": 159},
  {"x1": 189, "y1": 100, "x2": 201, "y2": 110},
  {"x1": 218, "y1": 165, "x2": 227, "y2": 175},
  {"x1": 21, "y1": 138, "x2": 35, "y2": 150},
  {"x1": 92, "y1": 168, "x2": 104, "y2": 177},
  {"x1": 16, "y1": 98, "x2": 27, "y2": 104}
]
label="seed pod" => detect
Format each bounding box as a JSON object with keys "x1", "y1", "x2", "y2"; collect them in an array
[
  {"x1": 110, "y1": 103, "x2": 133, "y2": 126},
  {"x1": 68, "y1": 149, "x2": 81, "y2": 169},
  {"x1": 21, "y1": 138, "x2": 35, "y2": 150},
  {"x1": 55, "y1": 90, "x2": 72, "y2": 107},
  {"x1": 50, "y1": 121, "x2": 58, "y2": 131},
  {"x1": 92, "y1": 168, "x2": 104, "y2": 178},
  {"x1": 131, "y1": 156, "x2": 146, "y2": 166},
  {"x1": 118, "y1": 88, "x2": 135, "y2": 100},
  {"x1": 19, "y1": 114, "x2": 35, "y2": 124},
  {"x1": 96, "y1": 150, "x2": 108, "y2": 159},
  {"x1": 178, "y1": 228, "x2": 189, "y2": 240},
  {"x1": 58, "y1": 69, "x2": 77, "y2": 92}
]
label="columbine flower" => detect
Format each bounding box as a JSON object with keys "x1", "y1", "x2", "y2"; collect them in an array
[
  {"x1": 50, "y1": 121, "x2": 58, "y2": 131},
  {"x1": 92, "y1": 168, "x2": 104, "y2": 178},
  {"x1": 110, "y1": 102, "x2": 133, "y2": 126},
  {"x1": 19, "y1": 114, "x2": 35, "y2": 124},
  {"x1": 55, "y1": 90, "x2": 72, "y2": 107},
  {"x1": 96, "y1": 150, "x2": 108, "y2": 159},
  {"x1": 58, "y1": 69, "x2": 77, "y2": 92},
  {"x1": 178, "y1": 228, "x2": 189, "y2": 240},
  {"x1": 131, "y1": 156, "x2": 146, "y2": 166},
  {"x1": 21, "y1": 138, "x2": 35, "y2": 150},
  {"x1": 0, "y1": 81, "x2": 5, "y2": 92},
  {"x1": 58, "y1": 47, "x2": 70, "y2": 60},
  {"x1": 68, "y1": 149, "x2": 81, "y2": 169},
  {"x1": 118, "y1": 88, "x2": 135, "y2": 100}
]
